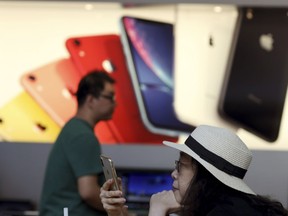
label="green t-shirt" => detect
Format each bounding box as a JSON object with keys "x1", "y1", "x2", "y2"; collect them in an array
[{"x1": 40, "y1": 118, "x2": 106, "y2": 216}]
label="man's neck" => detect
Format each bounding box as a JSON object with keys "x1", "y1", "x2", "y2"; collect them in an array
[{"x1": 75, "y1": 111, "x2": 98, "y2": 128}]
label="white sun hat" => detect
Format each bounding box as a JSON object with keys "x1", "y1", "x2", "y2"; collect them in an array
[{"x1": 163, "y1": 125, "x2": 255, "y2": 195}]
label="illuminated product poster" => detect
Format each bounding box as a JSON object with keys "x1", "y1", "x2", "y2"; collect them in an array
[{"x1": 0, "y1": 2, "x2": 288, "y2": 150}]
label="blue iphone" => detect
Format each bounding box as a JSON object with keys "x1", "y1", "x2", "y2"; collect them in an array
[{"x1": 120, "y1": 16, "x2": 194, "y2": 136}]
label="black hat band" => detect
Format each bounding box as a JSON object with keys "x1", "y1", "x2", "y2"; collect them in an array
[{"x1": 185, "y1": 136, "x2": 247, "y2": 179}]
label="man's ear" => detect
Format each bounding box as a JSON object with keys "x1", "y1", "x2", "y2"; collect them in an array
[{"x1": 86, "y1": 94, "x2": 98, "y2": 107}]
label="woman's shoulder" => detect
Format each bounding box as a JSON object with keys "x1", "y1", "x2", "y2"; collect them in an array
[
  {"x1": 208, "y1": 194, "x2": 288, "y2": 216},
  {"x1": 207, "y1": 194, "x2": 265, "y2": 216}
]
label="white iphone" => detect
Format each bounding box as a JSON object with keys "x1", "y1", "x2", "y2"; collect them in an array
[{"x1": 174, "y1": 4, "x2": 239, "y2": 130}]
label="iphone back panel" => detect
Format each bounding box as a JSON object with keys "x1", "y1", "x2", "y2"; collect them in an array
[
  {"x1": 219, "y1": 7, "x2": 288, "y2": 142},
  {"x1": 65, "y1": 34, "x2": 178, "y2": 143},
  {"x1": 100, "y1": 155, "x2": 120, "y2": 191},
  {"x1": 0, "y1": 92, "x2": 60, "y2": 143},
  {"x1": 20, "y1": 58, "x2": 78, "y2": 126},
  {"x1": 174, "y1": 4, "x2": 239, "y2": 130}
]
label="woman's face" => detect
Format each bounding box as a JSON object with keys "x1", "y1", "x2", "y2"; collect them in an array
[{"x1": 171, "y1": 152, "x2": 197, "y2": 203}]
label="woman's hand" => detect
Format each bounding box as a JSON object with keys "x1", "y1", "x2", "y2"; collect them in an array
[
  {"x1": 148, "y1": 190, "x2": 181, "y2": 216},
  {"x1": 100, "y1": 178, "x2": 128, "y2": 216}
]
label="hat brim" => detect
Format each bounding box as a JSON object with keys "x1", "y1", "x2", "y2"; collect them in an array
[{"x1": 163, "y1": 140, "x2": 255, "y2": 195}]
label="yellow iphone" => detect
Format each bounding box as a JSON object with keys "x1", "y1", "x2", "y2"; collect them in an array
[{"x1": 0, "y1": 92, "x2": 60, "y2": 143}]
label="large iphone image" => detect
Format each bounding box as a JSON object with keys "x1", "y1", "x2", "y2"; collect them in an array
[
  {"x1": 65, "y1": 34, "x2": 178, "y2": 143},
  {"x1": 0, "y1": 92, "x2": 60, "y2": 143},
  {"x1": 20, "y1": 58, "x2": 79, "y2": 127},
  {"x1": 219, "y1": 7, "x2": 288, "y2": 142},
  {"x1": 120, "y1": 16, "x2": 194, "y2": 137},
  {"x1": 173, "y1": 4, "x2": 239, "y2": 130}
]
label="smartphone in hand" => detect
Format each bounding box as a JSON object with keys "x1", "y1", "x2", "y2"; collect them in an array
[{"x1": 100, "y1": 155, "x2": 120, "y2": 191}]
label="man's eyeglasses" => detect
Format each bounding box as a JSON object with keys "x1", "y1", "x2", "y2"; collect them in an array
[
  {"x1": 100, "y1": 94, "x2": 115, "y2": 103},
  {"x1": 175, "y1": 160, "x2": 181, "y2": 173}
]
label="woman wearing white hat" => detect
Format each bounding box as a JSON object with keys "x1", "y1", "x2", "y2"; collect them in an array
[{"x1": 100, "y1": 125, "x2": 288, "y2": 216}]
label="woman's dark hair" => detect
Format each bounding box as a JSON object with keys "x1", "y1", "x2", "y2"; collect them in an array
[
  {"x1": 75, "y1": 70, "x2": 115, "y2": 107},
  {"x1": 180, "y1": 159, "x2": 288, "y2": 216}
]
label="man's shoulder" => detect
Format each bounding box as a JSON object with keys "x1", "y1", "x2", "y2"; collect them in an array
[
  {"x1": 65, "y1": 117, "x2": 91, "y2": 129},
  {"x1": 62, "y1": 118, "x2": 94, "y2": 135},
  {"x1": 54, "y1": 118, "x2": 97, "y2": 147}
]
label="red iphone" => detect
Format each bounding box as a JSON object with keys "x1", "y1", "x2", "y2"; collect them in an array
[{"x1": 66, "y1": 34, "x2": 178, "y2": 144}]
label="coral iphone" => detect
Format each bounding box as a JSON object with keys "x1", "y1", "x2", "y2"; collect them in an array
[
  {"x1": 66, "y1": 34, "x2": 178, "y2": 144},
  {"x1": 20, "y1": 58, "x2": 117, "y2": 144},
  {"x1": 20, "y1": 58, "x2": 79, "y2": 126}
]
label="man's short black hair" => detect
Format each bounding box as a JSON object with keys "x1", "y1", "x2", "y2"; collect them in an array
[{"x1": 75, "y1": 70, "x2": 115, "y2": 107}]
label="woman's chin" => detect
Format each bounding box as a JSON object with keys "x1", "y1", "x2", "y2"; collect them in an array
[{"x1": 173, "y1": 190, "x2": 182, "y2": 203}]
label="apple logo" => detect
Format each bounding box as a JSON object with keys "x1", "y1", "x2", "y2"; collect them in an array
[
  {"x1": 259, "y1": 33, "x2": 274, "y2": 52},
  {"x1": 209, "y1": 35, "x2": 214, "y2": 47}
]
